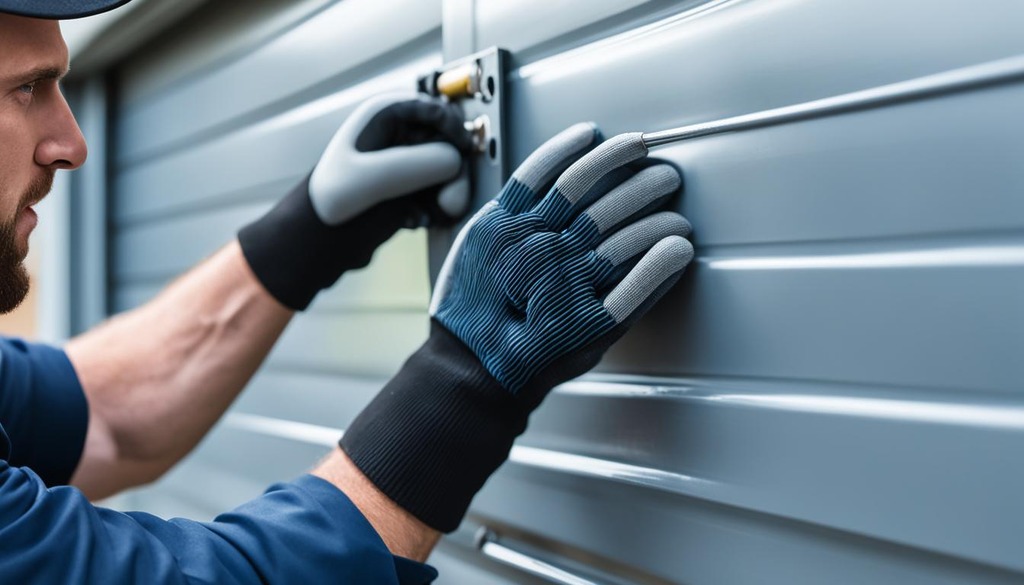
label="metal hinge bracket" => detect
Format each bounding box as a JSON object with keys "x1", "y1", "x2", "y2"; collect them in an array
[{"x1": 418, "y1": 47, "x2": 509, "y2": 279}]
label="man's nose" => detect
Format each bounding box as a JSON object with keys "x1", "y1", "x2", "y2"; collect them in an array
[{"x1": 35, "y1": 89, "x2": 88, "y2": 170}]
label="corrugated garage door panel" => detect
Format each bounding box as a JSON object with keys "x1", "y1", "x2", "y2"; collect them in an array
[
  {"x1": 115, "y1": 0, "x2": 441, "y2": 164},
  {"x1": 112, "y1": 57, "x2": 435, "y2": 225},
  {"x1": 110, "y1": 0, "x2": 442, "y2": 519},
  {"x1": 434, "y1": 0, "x2": 1024, "y2": 582},
  {"x1": 104, "y1": 0, "x2": 1024, "y2": 582}
]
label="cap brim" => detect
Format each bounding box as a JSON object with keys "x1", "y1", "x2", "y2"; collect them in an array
[{"x1": 0, "y1": 0, "x2": 134, "y2": 19}]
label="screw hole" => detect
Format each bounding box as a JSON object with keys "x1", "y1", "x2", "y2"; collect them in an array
[
  {"x1": 487, "y1": 76, "x2": 496, "y2": 97},
  {"x1": 488, "y1": 138, "x2": 498, "y2": 160}
]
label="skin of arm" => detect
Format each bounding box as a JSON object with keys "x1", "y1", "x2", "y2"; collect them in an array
[
  {"x1": 64, "y1": 240, "x2": 439, "y2": 561},
  {"x1": 6, "y1": 13, "x2": 447, "y2": 566},
  {"x1": 65, "y1": 241, "x2": 294, "y2": 499}
]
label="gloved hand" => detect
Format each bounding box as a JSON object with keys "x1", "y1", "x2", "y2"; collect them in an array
[
  {"x1": 238, "y1": 94, "x2": 473, "y2": 310},
  {"x1": 340, "y1": 123, "x2": 695, "y2": 532}
]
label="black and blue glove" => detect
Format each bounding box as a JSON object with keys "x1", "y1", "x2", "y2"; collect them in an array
[
  {"x1": 340, "y1": 123, "x2": 694, "y2": 532},
  {"x1": 239, "y1": 94, "x2": 472, "y2": 310}
]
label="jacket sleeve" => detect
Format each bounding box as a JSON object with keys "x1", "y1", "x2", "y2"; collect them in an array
[
  {"x1": 0, "y1": 337, "x2": 89, "y2": 485},
  {"x1": 0, "y1": 465, "x2": 439, "y2": 585}
]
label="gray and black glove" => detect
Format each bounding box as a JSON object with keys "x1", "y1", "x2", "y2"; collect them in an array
[
  {"x1": 239, "y1": 94, "x2": 473, "y2": 310},
  {"x1": 340, "y1": 123, "x2": 695, "y2": 532}
]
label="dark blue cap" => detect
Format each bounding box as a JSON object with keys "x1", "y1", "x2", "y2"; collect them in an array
[{"x1": 0, "y1": 0, "x2": 134, "y2": 19}]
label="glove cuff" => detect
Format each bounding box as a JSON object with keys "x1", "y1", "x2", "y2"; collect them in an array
[
  {"x1": 339, "y1": 320, "x2": 528, "y2": 533},
  {"x1": 238, "y1": 174, "x2": 402, "y2": 311}
]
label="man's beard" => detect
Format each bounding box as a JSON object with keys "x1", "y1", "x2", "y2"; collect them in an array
[{"x1": 0, "y1": 173, "x2": 53, "y2": 314}]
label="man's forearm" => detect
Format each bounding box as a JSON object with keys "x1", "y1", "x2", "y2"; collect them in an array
[{"x1": 66, "y1": 241, "x2": 293, "y2": 500}]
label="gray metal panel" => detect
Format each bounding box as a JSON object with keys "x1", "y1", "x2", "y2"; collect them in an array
[
  {"x1": 113, "y1": 229, "x2": 430, "y2": 313},
  {"x1": 115, "y1": 0, "x2": 441, "y2": 165},
  {"x1": 498, "y1": 380, "x2": 1024, "y2": 575},
  {"x1": 67, "y1": 78, "x2": 111, "y2": 334},
  {"x1": 106, "y1": 0, "x2": 443, "y2": 541},
  {"x1": 438, "y1": 0, "x2": 1024, "y2": 582},
  {"x1": 104, "y1": 0, "x2": 1024, "y2": 583},
  {"x1": 112, "y1": 52, "x2": 438, "y2": 225}
]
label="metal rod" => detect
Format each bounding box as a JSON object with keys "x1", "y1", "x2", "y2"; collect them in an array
[{"x1": 641, "y1": 54, "x2": 1024, "y2": 148}]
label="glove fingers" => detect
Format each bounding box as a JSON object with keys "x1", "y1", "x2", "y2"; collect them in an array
[
  {"x1": 436, "y1": 167, "x2": 471, "y2": 219},
  {"x1": 429, "y1": 200, "x2": 499, "y2": 316},
  {"x1": 591, "y1": 212, "x2": 692, "y2": 291},
  {"x1": 499, "y1": 123, "x2": 601, "y2": 214},
  {"x1": 375, "y1": 141, "x2": 464, "y2": 194},
  {"x1": 532, "y1": 132, "x2": 649, "y2": 231},
  {"x1": 567, "y1": 163, "x2": 681, "y2": 244},
  {"x1": 602, "y1": 235, "x2": 694, "y2": 324},
  {"x1": 388, "y1": 99, "x2": 474, "y2": 152},
  {"x1": 340, "y1": 93, "x2": 416, "y2": 148},
  {"x1": 352, "y1": 96, "x2": 472, "y2": 152},
  {"x1": 313, "y1": 141, "x2": 461, "y2": 224}
]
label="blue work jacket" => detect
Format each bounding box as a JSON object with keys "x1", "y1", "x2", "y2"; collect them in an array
[{"x1": 0, "y1": 337, "x2": 437, "y2": 584}]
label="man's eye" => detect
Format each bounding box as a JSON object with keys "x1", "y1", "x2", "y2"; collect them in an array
[{"x1": 18, "y1": 83, "x2": 35, "y2": 94}]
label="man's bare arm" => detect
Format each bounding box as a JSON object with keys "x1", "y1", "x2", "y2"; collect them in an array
[{"x1": 66, "y1": 241, "x2": 293, "y2": 500}]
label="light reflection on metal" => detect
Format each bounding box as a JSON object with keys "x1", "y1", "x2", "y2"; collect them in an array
[
  {"x1": 703, "y1": 245, "x2": 1024, "y2": 271},
  {"x1": 641, "y1": 54, "x2": 1024, "y2": 148},
  {"x1": 705, "y1": 394, "x2": 1024, "y2": 431},
  {"x1": 506, "y1": 445, "x2": 721, "y2": 498},
  {"x1": 224, "y1": 412, "x2": 721, "y2": 499},
  {"x1": 556, "y1": 380, "x2": 1024, "y2": 431},
  {"x1": 225, "y1": 412, "x2": 341, "y2": 446},
  {"x1": 476, "y1": 529, "x2": 606, "y2": 585}
]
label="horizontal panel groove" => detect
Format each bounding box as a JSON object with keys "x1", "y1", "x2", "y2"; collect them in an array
[
  {"x1": 217, "y1": 370, "x2": 1024, "y2": 572},
  {"x1": 227, "y1": 377, "x2": 1024, "y2": 497},
  {"x1": 225, "y1": 413, "x2": 341, "y2": 447},
  {"x1": 112, "y1": 53, "x2": 440, "y2": 224},
  {"x1": 442, "y1": 523, "x2": 671, "y2": 585},
  {"x1": 260, "y1": 361, "x2": 400, "y2": 381},
  {"x1": 640, "y1": 53, "x2": 1024, "y2": 147},
  {"x1": 121, "y1": 0, "x2": 339, "y2": 107},
  {"x1": 115, "y1": 234, "x2": 1024, "y2": 286},
  {"x1": 701, "y1": 244, "x2": 1024, "y2": 271},
  {"x1": 303, "y1": 305, "x2": 426, "y2": 316},
  {"x1": 500, "y1": 445, "x2": 1023, "y2": 577},
  {"x1": 467, "y1": 491, "x2": 1023, "y2": 585},
  {"x1": 508, "y1": 444, "x2": 715, "y2": 499},
  {"x1": 494, "y1": 0, "x2": 726, "y2": 69},
  {"x1": 697, "y1": 234, "x2": 1024, "y2": 271},
  {"x1": 116, "y1": 0, "x2": 441, "y2": 162},
  {"x1": 557, "y1": 377, "x2": 1024, "y2": 430},
  {"x1": 571, "y1": 372, "x2": 1023, "y2": 407},
  {"x1": 113, "y1": 175, "x2": 299, "y2": 229},
  {"x1": 225, "y1": 409, "x2": 1021, "y2": 574},
  {"x1": 222, "y1": 415, "x2": 713, "y2": 498},
  {"x1": 696, "y1": 228, "x2": 1024, "y2": 254},
  {"x1": 116, "y1": 29, "x2": 440, "y2": 170}
]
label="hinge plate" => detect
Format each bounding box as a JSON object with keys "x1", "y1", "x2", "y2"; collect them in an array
[{"x1": 420, "y1": 47, "x2": 509, "y2": 281}]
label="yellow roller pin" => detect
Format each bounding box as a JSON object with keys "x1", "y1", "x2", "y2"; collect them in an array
[{"x1": 436, "y1": 63, "x2": 482, "y2": 99}]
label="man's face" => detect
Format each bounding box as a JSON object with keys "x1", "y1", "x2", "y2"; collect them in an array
[{"x1": 0, "y1": 14, "x2": 87, "y2": 313}]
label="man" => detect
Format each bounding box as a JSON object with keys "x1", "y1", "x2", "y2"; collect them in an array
[{"x1": 0, "y1": 0, "x2": 695, "y2": 582}]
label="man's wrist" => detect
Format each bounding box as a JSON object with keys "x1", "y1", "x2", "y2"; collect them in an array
[
  {"x1": 238, "y1": 174, "x2": 334, "y2": 310},
  {"x1": 340, "y1": 320, "x2": 528, "y2": 533},
  {"x1": 312, "y1": 448, "x2": 440, "y2": 561},
  {"x1": 237, "y1": 173, "x2": 409, "y2": 311}
]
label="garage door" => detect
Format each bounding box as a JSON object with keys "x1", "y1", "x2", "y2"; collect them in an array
[{"x1": 104, "y1": 1, "x2": 1024, "y2": 583}]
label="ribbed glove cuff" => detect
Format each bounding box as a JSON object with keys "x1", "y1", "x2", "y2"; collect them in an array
[
  {"x1": 339, "y1": 320, "x2": 529, "y2": 533},
  {"x1": 238, "y1": 174, "x2": 408, "y2": 311}
]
